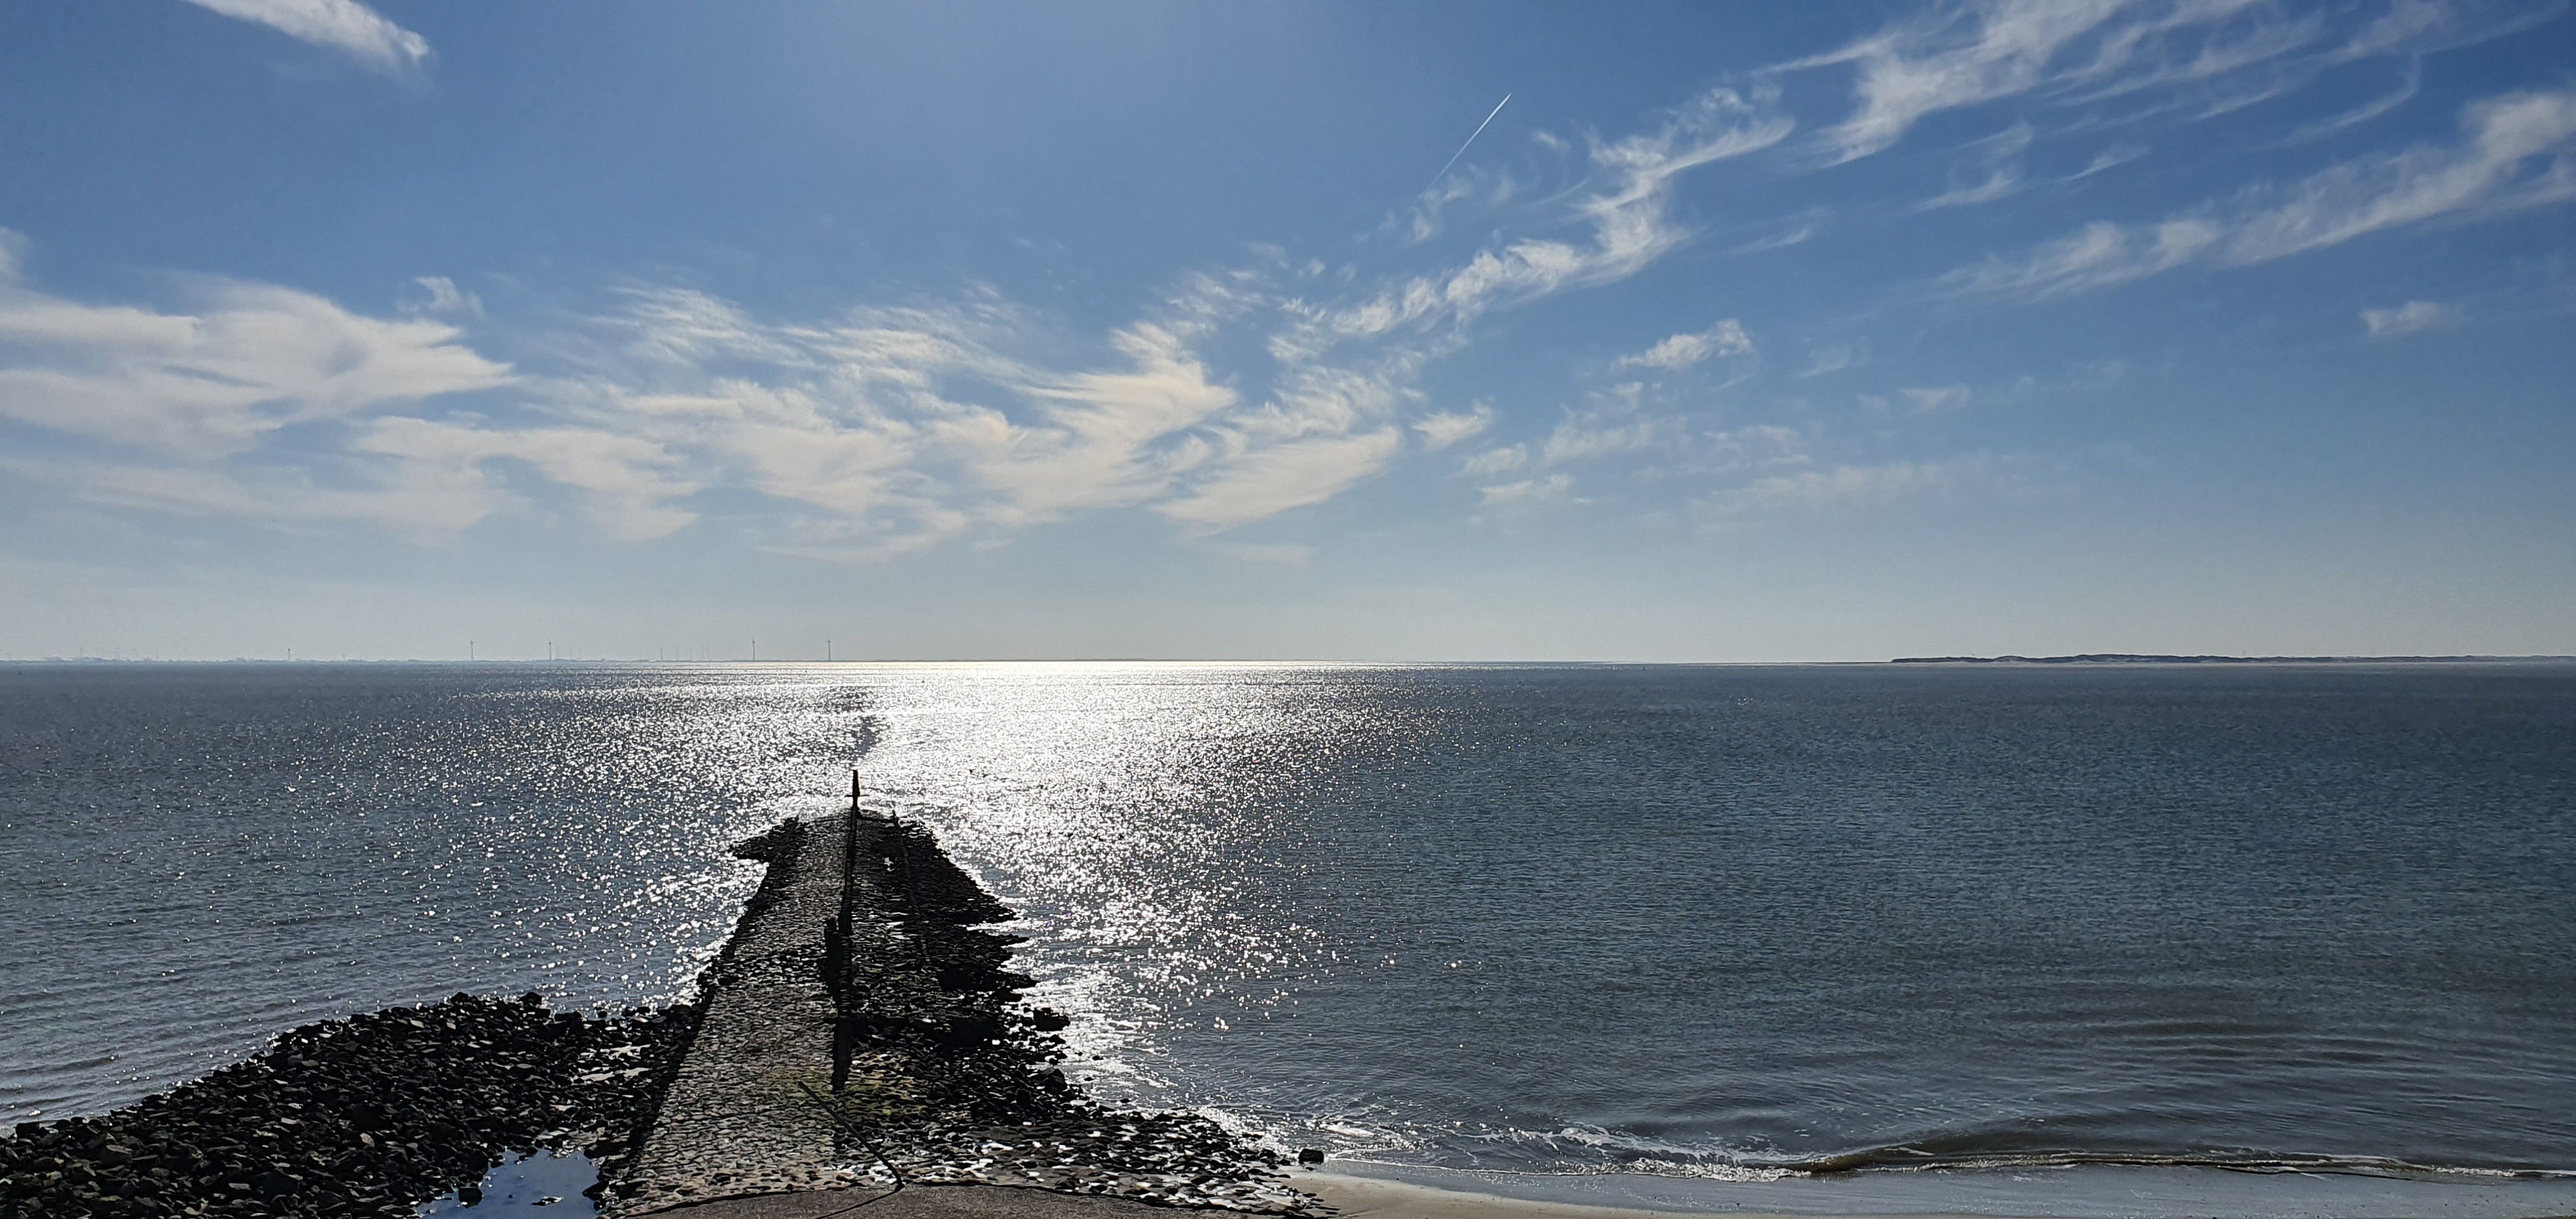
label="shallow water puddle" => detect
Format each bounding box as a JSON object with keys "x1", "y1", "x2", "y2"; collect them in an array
[{"x1": 418, "y1": 1149, "x2": 599, "y2": 1216}]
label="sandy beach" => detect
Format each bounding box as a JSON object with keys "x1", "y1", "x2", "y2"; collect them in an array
[
  {"x1": 1299, "y1": 1172, "x2": 1846, "y2": 1219},
  {"x1": 503, "y1": 1176, "x2": 1911, "y2": 1219},
  {"x1": 1285, "y1": 1165, "x2": 2576, "y2": 1219}
]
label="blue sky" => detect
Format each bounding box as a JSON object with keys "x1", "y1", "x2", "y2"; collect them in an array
[{"x1": 2, "y1": 0, "x2": 2570, "y2": 661}]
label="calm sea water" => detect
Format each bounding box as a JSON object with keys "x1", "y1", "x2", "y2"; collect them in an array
[{"x1": 4, "y1": 663, "x2": 2572, "y2": 1206}]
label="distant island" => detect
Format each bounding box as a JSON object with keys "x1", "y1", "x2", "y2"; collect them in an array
[{"x1": 1890, "y1": 654, "x2": 2573, "y2": 664}]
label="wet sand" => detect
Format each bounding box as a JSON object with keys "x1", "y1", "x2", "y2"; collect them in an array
[
  {"x1": 627, "y1": 1181, "x2": 1183, "y2": 1218},
  {"x1": 633, "y1": 1177, "x2": 1764, "y2": 1219},
  {"x1": 1299, "y1": 1172, "x2": 1807, "y2": 1219},
  {"x1": 1290, "y1": 1165, "x2": 2576, "y2": 1219}
]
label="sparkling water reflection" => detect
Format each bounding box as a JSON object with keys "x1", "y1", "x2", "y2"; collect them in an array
[{"x1": 4, "y1": 661, "x2": 2572, "y2": 1188}]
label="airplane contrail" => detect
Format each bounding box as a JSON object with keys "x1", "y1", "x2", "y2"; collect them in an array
[{"x1": 1422, "y1": 93, "x2": 1512, "y2": 197}]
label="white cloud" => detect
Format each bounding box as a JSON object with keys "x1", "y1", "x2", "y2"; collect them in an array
[
  {"x1": 1276, "y1": 86, "x2": 1792, "y2": 360},
  {"x1": 1736, "y1": 222, "x2": 1817, "y2": 252},
  {"x1": 615, "y1": 286, "x2": 820, "y2": 370},
  {"x1": 2361, "y1": 298, "x2": 2459, "y2": 337},
  {"x1": 0, "y1": 229, "x2": 24, "y2": 284},
  {"x1": 0, "y1": 278, "x2": 513, "y2": 455},
  {"x1": 183, "y1": 0, "x2": 432, "y2": 78},
  {"x1": 1802, "y1": 343, "x2": 1866, "y2": 377},
  {"x1": 1460, "y1": 445, "x2": 1528, "y2": 477},
  {"x1": 2339, "y1": 0, "x2": 2568, "y2": 61},
  {"x1": 1618, "y1": 319, "x2": 1754, "y2": 370},
  {"x1": 1953, "y1": 85, "x2": 2576, "y2": 299},
  {"x1": 1777, "y1": 0, "x2": 2549, "y2": 167},
  {"x1": 1920, "y1": 165, "x2": 2027, "y2": 209},
  {"x1": 1156, "y1": 428, "x2": 1404, "y2": 532},
  {"x1": 2069, "y1": 144, "x2": 2150, "y2": 180},
  {"x1": 1705, "y1": 456, "x2": 1986, "y2": 521},
  {"x1": 1700, "y1": 424, "x2": 1813, "y2": 473},
  {"x1": 38, "y1": 455, "x2": 509, "y2": 537},
  {"x1": 1412, "y1": 404, "x2": 1492, "y2": 450},
  {"x1": 1542, "y1": 415, "x2": 1670, "y2": 466},
  {"x1": 1951, "y1": 217, "x2": 2221, "y2": 298},
  {"x1": 1919, "y1": 122, "x2": 2034, "y2": 209},
  {"x1": 1782, "y1": 0, "x2": 2282, "y2": 162},
  {"x1": 2226, "y1": 87, "x2": 2576, "y2": 261},
  {"x1": 1479, "y1": 473, "x2": 1574, "y2": 506},
  {"x1": 994, "y1": 320, "x2": 1243, "y2": 521},
  {"x1": 407, "y1": 276, "x2": 482, "y2": 319},
  {"x1": 2287, "y1": 61, "x2": 2422, "y2": 144},
  {"x1": 547, "y1": 274, "x2": 1418, "y2": 544},
  {"x1": 1393, "y1": 174, "x2": 1480, "y2": 245},
  {"x1": 1741, "y1": 460, "x2": 1954, "y2": 507},
  {"x1": 354, "y1": 417, "x2": 699, "y2": 539},
  {"x1": 1899, "y1": 384, "x2": 1973, "y2": 413}
]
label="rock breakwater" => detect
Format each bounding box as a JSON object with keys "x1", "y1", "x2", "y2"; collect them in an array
[
  {"x1": 0, "y1": 992, "x2": 689, "y2": 1217},
  {"x1": 611, "y1": 810, "x2": 1323, "y2": 1216}
]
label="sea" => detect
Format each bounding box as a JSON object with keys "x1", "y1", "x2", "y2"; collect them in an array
[{"x1": 4, "y1": 661, "x2": 2573, "y2": 1217}]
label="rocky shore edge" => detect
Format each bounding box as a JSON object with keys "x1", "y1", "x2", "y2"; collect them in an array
[
  {"x1": 0, "y1": 991, "x2": 692, "y2": 1218},
  {"x1": 1, "y1": 811, "x2": 1322, "y2": 1219}
]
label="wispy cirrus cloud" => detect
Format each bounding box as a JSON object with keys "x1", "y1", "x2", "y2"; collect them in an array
[
  {"x1": 1617, "y1": 319, "x2": 1754, "y2": 371},
  {"x1": 1540, "y1": 390, "x2": 1683, "y2": 466},
  {"x1": 1277, "y1": 85, "x2": 1793, "y2": 362},
  {"x1": 1919, "y1": 122, "x2": 2034, "y2": 209},
  {"x1": 354, "y1": 417, "x2": 699, "y2": 540},
  {"x1": 2285, "y1": 59, "x2": 2422, "y2": 144},
  {"x1": 1776, "y1": 0, "x2": 2557, "y2": 168},
  {"x1": 1413, "y1": 404, "x2": 1494, "y2": 450},
  {"x1": 2069, "y1": 143, "x2": 2150, "y2": 180},
  {"x1": 0, "y1": 273, "x2": 512, "y2": 456},
  {"x1": 0, "y1": 240, "x2": 1445, "y2": 555},
  {"x1": 1698, "y1": 456, "x2": 1991, "y2": 526},
  {"x1": 24, "y1": 454, "x2": 509, "y2": 537},
  {"x1": 1159, "y1": 428, "x2": 1406, "y2": 532},
  {"x1": 1779, "y1": 0, "x2": 2280, "y2": 163},
  {"x1": 1899, "y1": 384, "x2": 1973, "y2": 413},
  {"x1": 1460, "y1": 445, "x2": 1528, "y2": 477},
  {"x1": 183, "y1": 0, "x2": 432, "y2": 79},
  {"x1": 2361, "y1": 298, "x2": 2459, "y2": 337},
  {"x1": 1951, "y1": 85, "x2": 2576, "y2": 298},
  {"x1": 1478, "y1": 473, "x2": 1575, "y2": 507},
  {"x1": 404, "y1": 276, "x2": 482, "y2": 319}
]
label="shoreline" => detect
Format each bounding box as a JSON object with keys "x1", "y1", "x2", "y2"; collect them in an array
[
  {"x1": 11, "y1": 807, "x2": 2574, "y2": 1219},
  {"x1": 0, "y1": 809, "x2": 1316, "y2": 1219},
  {"x1": 1293, "y1": 1162, "x2": 2576, "y2": 1219}
]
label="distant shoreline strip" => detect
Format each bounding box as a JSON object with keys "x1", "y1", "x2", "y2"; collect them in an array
[
  {"x1": 1889, "y1": 654, "x2": 2576, "y2": 664},
  {"x1": 1757, "y1": 1147, "x2": 2576, "y2": 1180}
]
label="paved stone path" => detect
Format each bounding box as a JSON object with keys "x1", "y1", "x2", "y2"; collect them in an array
[{"x1": 609, "y1": 815, "x2": 867, "y2": 1214}]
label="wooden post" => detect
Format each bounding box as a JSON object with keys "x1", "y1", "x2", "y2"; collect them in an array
[{"x1": 848, "y1": 769, "x2": 862, "y2": 813}]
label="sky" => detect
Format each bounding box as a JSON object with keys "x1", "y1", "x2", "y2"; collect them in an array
[{"x1": 1, "y1": 0, "x2": 2571, "y2": 662}]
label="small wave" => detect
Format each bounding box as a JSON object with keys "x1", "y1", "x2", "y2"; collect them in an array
[
  {"x1": 1242, "y1": 1112, "x2": 2576, "y2": 1187},
  {"x1": 1590, "y1": 1158, "x2": 1793, "y2": 1184},
  {"x1": 1768, "y1": 1147, "x2": 2576, "y2": 1181}
]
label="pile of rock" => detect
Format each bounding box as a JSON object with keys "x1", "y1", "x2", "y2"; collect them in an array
[
  {"x1": 0, "y1": 992, "x2": 694, "y2": 1218},
  {"x1": 887, "y1": 1108, "x2": 1329, "y2": 1216},
  {"x1": 791, "y1": 818, "x2": 1321, "y2": 1215}
]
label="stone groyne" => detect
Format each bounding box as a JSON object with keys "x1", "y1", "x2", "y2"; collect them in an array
[{"x1": 604, "y1": 809, "x2": 1323, "y2": 1215}]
